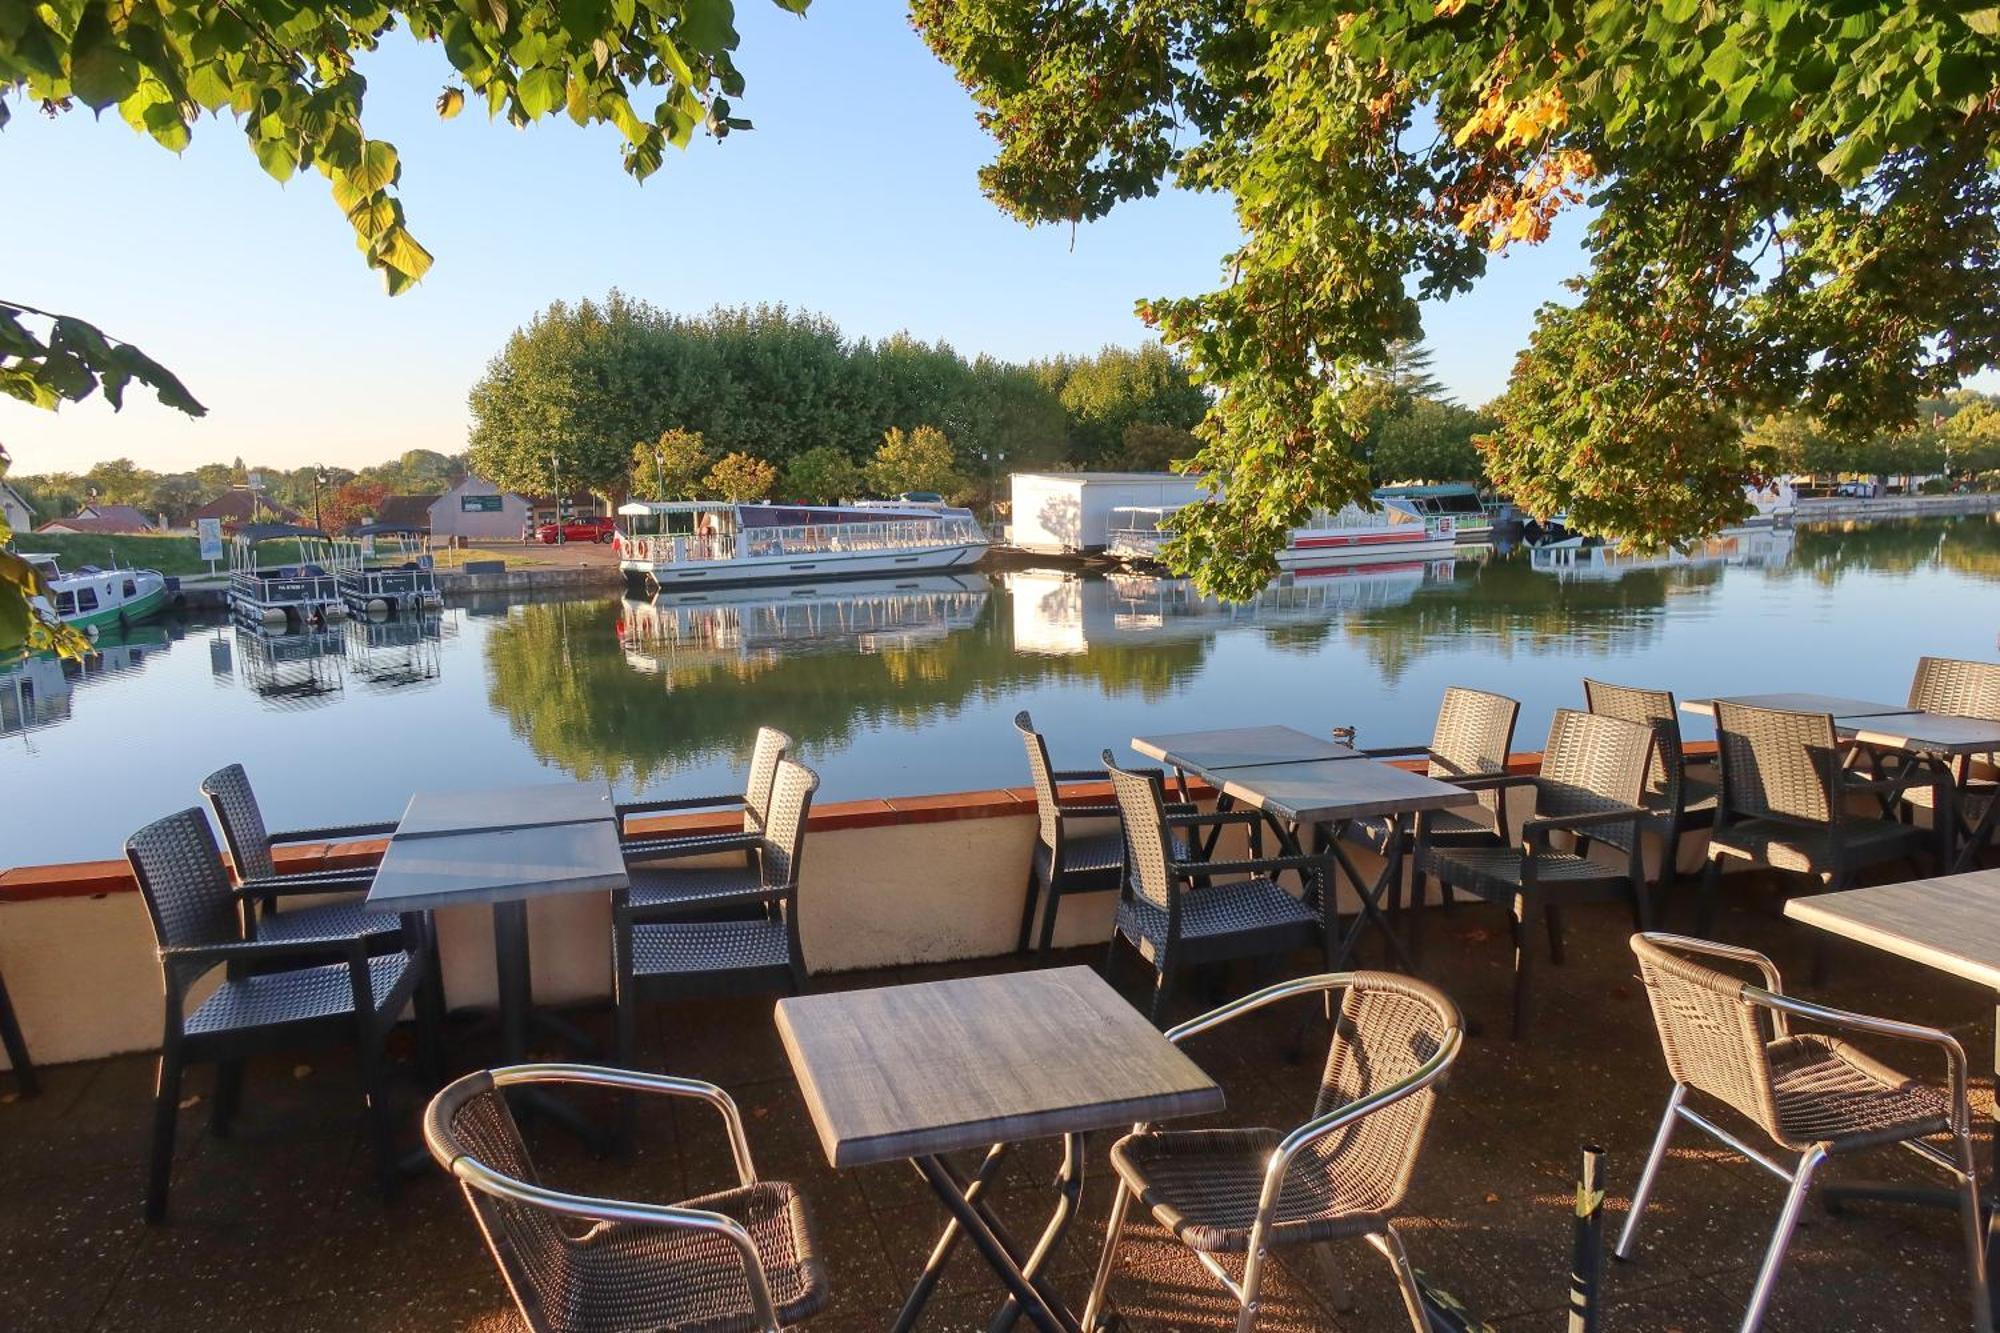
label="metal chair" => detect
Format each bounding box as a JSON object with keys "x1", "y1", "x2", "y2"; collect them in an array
[
  {"x1": 1697, "y1": 701, "x2": 1939, "y2": 935},
  {"x1": 1083, "y1": 973, "x2": 1463, "y2": 1333},
  {"x1": 200, "y1": 762, "x2": 403, "y2": 948},
  {"x1": 425, "y1": 1063, "x2": 829, "y2": 1333},
  {"x1": 1422, "y1": 708, "x2": 1657, "y2": 1037},
  {"x1": 613, "y1": 760, "x2": 818, "y2": 1075},
  {"x1": 1584, "y1": 678, "x2": 1718, "y2": 853},
  {"x1": 1619, "y1": 933, "x2": 1989, "y2": 1333},
  {"x1": 617, "y1": 725, "x2": 791, "y2": 865},
  {"x1": 1360, "y1": 687, "x2": 1520, "y2": 906},
  {"x1": 1103, "y1": 752, "x2": 1328, "y2": 1025},
  {"x1": 125, "y1": 808, "x2": 437, "y2": 1222}
]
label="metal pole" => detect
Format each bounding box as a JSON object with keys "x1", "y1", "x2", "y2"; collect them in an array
[{"x1": 1568, "y1": 1144, "x2": 1606, "y2": 1333}]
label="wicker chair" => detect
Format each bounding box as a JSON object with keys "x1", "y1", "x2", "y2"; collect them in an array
[
  {"x1": 426, "y1": 1063, "x2": 829, "y2": 1333},
  {"x1": 1103, "y1": 752, "x2": 1327, "y2": 1025},
  {"x1": 1583, "y1": 678, "x2": 1718, "y2": 856},
  {"x1": 617, "y1": 726, "x2": 790, "y2": 866},
  {"x1": 614, "y1": 759, "x2": 818, "y2": 1077},
  {"x1": 200, "y1": 762, "x2": 404, "y2": 948},
  {"x1": 1896, "y1": 656, "x2": 2000, "y2": 859},
  {"x1": 1360, "y1": 687, "x2": 1520, "y2": 907},
  {"x1": 1619, "y1": 933, "x2": 1989, "y2": 1333},
  {"x1": 1697, "y1": 702, "x2": 1938, "y2": 935},
  {"x1": 126, "y1": 808, "x2": 437, "y2": 1222},
  {"x1": 1422, "y1": 709, "x2": 1657, "y2": 1038},
  {"x1": 1083, "y1": 973, "x2": 1463, "y2": 1333}
]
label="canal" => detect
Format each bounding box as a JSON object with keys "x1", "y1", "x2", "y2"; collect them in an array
[{"x1": 5, "y1": 516, "x2": 1996, "y2": 867}]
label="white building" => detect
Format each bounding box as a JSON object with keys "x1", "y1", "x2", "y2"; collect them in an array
[
  {"x1": 1007, "y1": 472, "x2": 1205, "y2": 555},
  {"x1": 0, "y1": 481, "x2": 34, "y2": 535},
  {"x1": 427, "y1": 476, "x2": 533, "y2": 541}
]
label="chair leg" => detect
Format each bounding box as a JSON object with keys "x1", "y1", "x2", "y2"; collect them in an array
[
  {"x1": 1739, "y1": 1146, "x2": 1826, "y2": 1333},
  {"x1": 208, "y1": 1060, "x2": 244, "y2": 1138},
  {"x1": 1037, "y1": 879, "x2": 1064, "y2": 958},
  {"x1": 1510, "y1": 894, "x2": 1538, "y2": 1040},
  {"x1": 1615, "y1": 1084, "x2": 1684, "y2": 1260},
  {"x1": 416, "y1": 918, "x2": 447, "y2": 1087},
  {"x1": 0, "y1": 968, "x2": 37, "y2": 1098},
  {"x1": 1082, "y1": 1177, "x2": 1135, "y2": 1332},
  {"x1": 1696, "y1": 856, "x2": 1724, "y2": 935},
  {"x1": 1015, "y1": 865, "x2": 1042, "y2": 955},
  {"x1": 1367, "y1": 1229, "x2": 1431, "y2": 1333},
  {"x1": 1545, "y1": 904, "x2": 1567, "y2": 965},
  {"x1": 1955, "y1": 1130, "x2": 1994, "y2": 1333},
  {"x1": 356, "y1": 1019, "x2": 398, "y2": 1202},
  {"x1": 613, "y1": 923, "x2": 639, "y2": 1149},
  {"x1": 1149, "y1": 957, "x2": 1178, "y2": 1029},
  {"x1": 146, "y1": 1045, "x2": 184, "y2": 1223}
]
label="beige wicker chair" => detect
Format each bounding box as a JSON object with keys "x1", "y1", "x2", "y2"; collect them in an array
[
  {"x1": 426, "y1": 1063, "x2": 828, "y2": 1333},
  {"x1": 1620, "y1": 933, "x2": 1989, "y2": 1333},
  {"x1": 1083, "y1": 973, "x2": 1462, "y2": 1333},
  {"x1": 1896, "y1": 656, "x2": 2000, "y2": 864},
  {"x1": 1360, "y1": 687, "x2": 1520, "y2": 909}
]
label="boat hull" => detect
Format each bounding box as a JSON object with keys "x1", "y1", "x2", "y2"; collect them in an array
[
  {"x1": 1274, "y1": 530, "x2": 1457, "y2": 567},
  {"x1": 621, "y1": 540, "x2": 987, "y2": 592},
  {"x1": 63, "y1": 583, "x2": 170, "y2": 631}
]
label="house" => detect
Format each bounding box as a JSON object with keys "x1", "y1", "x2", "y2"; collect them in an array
[
  {"x1": 37, "y1": 503, "x2": 158, "y2": 535},
  {"x1": 189, "y1": 487, "x2": 304, "y2": 534},
  {"x1": 427, "y1": 475, "x2": 533, "y2": 541},
  {"x1": 373, "y1": 494, "x2": 436, "y2": 529},
  {"x1": 0, "y1": 481, "x2": 34, "y2": 534},
  {"x1": 1008, "y1": 472, "x2": 1205, "y2": 554}
]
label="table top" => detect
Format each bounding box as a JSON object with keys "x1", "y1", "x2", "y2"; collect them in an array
[
  {"x1": 1130, "y1": 724, "x2": 1359, "y2": 775},
  {"x1": 1216, "y1": 756, "x2": 1478, "y2": 824},
  {"x1": 1784, "y1": 869, "x2": 2000, "y2": 991},
  {"x1": 1681, "y1": 693, "x2": 1908, "y2": 719},
  {"x1": 1834, "y1": 711, "x2": 2000, "y2": 756},
  {"x1": 365, "y1": 819, "x2": 629, "y2": 913},
  {"x1": 394, "y1": 781, "x2": 616, "y2": 840},
  {"x1": 775, "y1": 965, "x2": 1225, "y2": 1169}
]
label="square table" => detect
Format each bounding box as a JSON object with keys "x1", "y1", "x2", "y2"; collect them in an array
[
  {"x1": 777, "y1": 966, "x2": 1224, "y2": 1333},
  {"x1": 1786, "y1": 869, "x2": 2000, "y2": 1308},
  {"x1": 1836, "y1": 713, "x2": 2000, "y2": 871},
  {"x1": 1131, "y1": 724, "x2": 1360, "y2": 773},
  {"x1": 367, "y1": 780, "x2": 627, "y2": 1143},
  {"x1": 1211, "y1": 758, "x2": 1478, "y2": 971}
]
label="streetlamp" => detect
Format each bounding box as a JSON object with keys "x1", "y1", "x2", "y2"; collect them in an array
[
  {"x1": 312, "y1": 467, "x2": 327, "y2": 531},
  {"x1": 549, "y1": 452, "x2": 565, "y2": 544}
]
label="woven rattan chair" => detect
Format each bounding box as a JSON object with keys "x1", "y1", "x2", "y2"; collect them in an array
[
  {"x1": 1896, "y1": 656, "x2": 2000, "y2": 857},
  {"x1": 1697, "y1": 702, "x2": 1938, "y2": 935},
  {"x1": 1584, "y1": 678, "x2": 1718, "y2": 853},
  {"x1": 426, "y1": 1063, "x2": 829, "y2": 1333},
  {"x1": 617, "y1": 726, "x2": 790, "y2": 865},
  {"x1": 1103, "y1": 752, "x2": 1327, "y2": 1025},
  {"x1": 1422, "y1": 709, "x2": 1657, "y2": 1038},
  {"x1": 1619, "y1": 933, "x2": 1989, "y2": 1333},
  {"x1": 126, "y1": 807, "x2": 437, "y2": 1222},
  {"x1": 1013, "y1": 711, "x2": 1196, "y2": 956},
  {"x1": 1083, "y1": 973, "x2": 1463, "y2": 1333},
  {"x1": 614, "y1": 759, "x2": 818, "y2": 1077},
  {"x1": 1360, "y1": 687, "x2": 1520, "y2": 907}
]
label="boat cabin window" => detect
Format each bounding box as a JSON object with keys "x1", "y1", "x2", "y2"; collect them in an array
[
  {"x1": 122, "y1": 579, "x2": 137, "y2": 598},
  {"x1": 60, "y1": 587, "x2": 98, "y2": 614}
]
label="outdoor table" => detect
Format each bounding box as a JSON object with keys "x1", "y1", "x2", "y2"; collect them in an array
[
  {"x1": 1679, "y1": 692, "x2": 1909, "y2": 719},
  {"x1": 1131, "y1": 723, "x2": 1361, "y2": 773},
  {"x1": 1209, "y1": 757, "x2": 1479, "y2": 970},
  {"x1": 366, "y1": 780, "x2": 627, "y2": 1143},
  {"x1": 776, "y1": 965, "x2": 1224, "y2": 1333},
  {"x1": 1785, "y1": 869, "x2": 2000, "y2": 1313},
  {"x1": 1836, "y1": 712, "x2": 2000, "y2": 871}
]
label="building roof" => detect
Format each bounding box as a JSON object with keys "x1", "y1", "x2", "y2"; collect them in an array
[
  {"x1": 1012, "y1": 471, "x2": 1198, "y2": 484},
  {"x1": 375, "y1": 494, "x2": 436, "y2": 528},
  {"x1": 38, "y1": 504, "x2": 156, "y2": 534},
  {"x1": 190, "y1": 489, "x2": 304, "y2": 527}
]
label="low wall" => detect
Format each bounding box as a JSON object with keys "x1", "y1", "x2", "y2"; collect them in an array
[
  {"x1": 1795, "y1": 493, "x2": 2000, "y2": 522},
  {"x1": 0, "y1": 748, "x2": 1714, "y2": 1070}
]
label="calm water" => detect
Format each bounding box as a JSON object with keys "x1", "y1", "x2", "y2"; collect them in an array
[{"x1": 6, "y1": 517, "x2": 1997, "y2": 867}]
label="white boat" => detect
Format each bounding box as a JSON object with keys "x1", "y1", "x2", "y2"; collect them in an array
[
  {"x1": 615, "y1": 500, "x2": 988, "y2": 594},
  {"x1": 19, "y1": 553, "x2": 173, "y2": 632},
  {"x1": 1105, "y1": 502, "x2": 1456, "y2": 569},
  {"x1": 1373, "y1": 484, "x2": 1497, "y2": 544}
]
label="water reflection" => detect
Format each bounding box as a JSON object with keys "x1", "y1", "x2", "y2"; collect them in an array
[{"x1": 0, "y1": 622, "x2": 181, "y2": 744}]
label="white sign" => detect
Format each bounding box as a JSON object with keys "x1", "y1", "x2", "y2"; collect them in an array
[{"x1": 196, "y1": 517, "x2": 223, "y2": 562}]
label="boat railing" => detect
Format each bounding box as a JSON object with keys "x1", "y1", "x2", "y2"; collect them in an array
[
  {"x1": 626, "y1": 517, "x2": 984, "y2": 565},
  {"x1": 230, "y1": 569, "x2": 340, "y2": 604}
]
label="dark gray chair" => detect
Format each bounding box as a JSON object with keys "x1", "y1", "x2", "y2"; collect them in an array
[
  {"x1": 1104, "y1": 752, "x2": 1328, "y2": 1025},
  {"x1": 613, "y1": 759, "x2": 819, "y2": 1075},
  {"x1": 618, "y1": 725, "x2": 791, "y2": 866},
  {"x1": 425, "y1": 1063, "x2": 829, "y2": 1333},
  {"x1": 0, "y1": 962, "x2": 34, "y2": 1097},
  {"x1": 1422, "y1": 708, "x2": 1657, "y2": 1037},
  {"x1": 125, "y1": 808, "x2": 437, "y2": 1222},
  {"x1": 1698, "y1": 701, "x2": 1939, "y2": 935},
  {"x1": 1621, "y1": 933, "x2": 1988, "y2": 1333},
  {"x1": 1360, "y1": 687, "x2": 1520, "y2": 909}
]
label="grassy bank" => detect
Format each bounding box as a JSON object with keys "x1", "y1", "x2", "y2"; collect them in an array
[{"x1": 15, "y1": 532, "x2": 309, "y2": 576}]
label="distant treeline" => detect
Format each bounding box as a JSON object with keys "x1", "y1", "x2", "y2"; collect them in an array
[{"x1": 10, "y1": 449, "x2": 467, "y2": 529}]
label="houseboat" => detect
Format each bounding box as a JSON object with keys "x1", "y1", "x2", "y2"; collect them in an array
[
  {"x1": 19, "y1": 553, "x2": 173, "y2": 632},
  {"x1": 614, "y1": 500, "x2": 988, "y2": 594},
  {"x1": 334, "y1": 523, "x2": 444, "y2": 617},
  {"x1": 228, "y1": 524, "x2": 344, "y2": 630},
  {"x1": 1373, "y1": 483, "x2": 1497, "y2": 544},
  {"x1": 1105, "y1": 501, "x2": 1457, "y2": 570}
]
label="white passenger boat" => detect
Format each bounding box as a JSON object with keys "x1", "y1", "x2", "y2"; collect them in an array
[
  {"x1": 1106, "y1": 502, "x2": 1456, "y2": 569},
  {"x1": 615, "y1": 500, "x2": 988, "y2": 594}
]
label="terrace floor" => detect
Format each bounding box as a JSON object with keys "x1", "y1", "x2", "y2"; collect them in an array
[{"x1": 3, "y1": 874, "x2": 1993, "y2": 1332}]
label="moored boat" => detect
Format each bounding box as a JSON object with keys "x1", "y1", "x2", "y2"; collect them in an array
[
  {"x1": 227, "y1": 523, "x2": 345, "y2": 630},
  {"x1": 1106, "y1": 501, "x2": 1456, "y2": 569},
  {"x1": 615, "y1": 500, "x2": 988, "y2": 594},
  {"x1": 334, "y1": 523, "x2": 445, "y2": 617},
  {"x1": 1372, "y1": 483, "x2": 1496, "y2": 544},
  {"x1": 19, "y1": 553, "x2": 173, "y2": 632}
]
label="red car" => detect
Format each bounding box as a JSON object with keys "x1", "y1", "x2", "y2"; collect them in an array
[{"x1": 535, "y1": 516, "x2": 617, "y2": 544}]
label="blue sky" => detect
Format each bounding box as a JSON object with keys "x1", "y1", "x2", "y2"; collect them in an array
[{"x1": 1, "y1": 2, "x2": 1596, "y2": 476}]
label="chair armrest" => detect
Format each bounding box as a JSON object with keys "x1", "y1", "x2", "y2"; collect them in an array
[
  {"x1": 1164, "y1": 974, "x2": 1359, "y2": 1046},
  {"x1": 1052, "y1": 802, "x2": 1119, "y2": 819},
  {"x1": 268, "y1": 820, "x2": 398, "y2": 845},
  {"x1": 1172, "y1": 854, "x2": 1325, "y2": 882},
  {"x1": 162, "y1": 935, "x2": 363, "y2": 969},
  {"x1": 623, "y1": 831, "x2": 761, "y2": 862},
  {"x1": 1450, "y1": 772, "x2": 1538, "y2": 792},
  {"x1": 1360, "y1": 744, "x2": 1430, "y2": 759},
  {"x1": 232, "y1": 871, "x2": 373, "y2": 900},
  {"x1": 1522, "y1": 805, "x2": 1648, "y2": 845},
  {"x1": 1271, "y1": 1026, "x2": 1463, "y2": 1161},
  {"x1": 1051, "y1": 768, "x2": 1111, "y2": 782},
  {"x1": 1749, "y1": 990, "x2": 1972, "y2": 1131},
  {"x1": 617, "y1": 793, "x2": 746, "y2": 823},
  {"x1": 489, "y1": 1064, "x2": 761, "y2": 1184}
]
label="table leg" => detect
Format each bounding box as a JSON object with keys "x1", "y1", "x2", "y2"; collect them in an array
[
  {"x1": 491, "y1": 900, "x2": 611, "y2": 1150},
  {"x1": 908, "y1": 1138, "x2": 1086, "y2": 1333},
  {"x1": 990, "y1": 1131, "x2": 1086, "y2": 1333},
  {"x1": 1323, "y1": 819, "x2": 1416, "y2": 973},
  {"x1": 891, "y1": 1144, "x2": 1011, "y2": 1333}
]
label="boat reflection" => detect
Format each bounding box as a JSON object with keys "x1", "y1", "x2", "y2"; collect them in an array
[
  {"x1": 229, "y1": 623, "x2": 347, "y2": 708},
  {"x1": 346, "y1": 611, "x2": 452, "y2": 690},
  {"x1": 1, "y1": 623, "x2": 182, "y2": 744},
  {"x1": 1527, "y1": 527, "x2": 1796, "y2": 581}
]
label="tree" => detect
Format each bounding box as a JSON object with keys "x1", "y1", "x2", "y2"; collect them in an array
[
  {"x1": 784, "y1": 446, "x2": 865, "y2": 504},
  {"x1": 915, "y1": 2, "x2": 2000, "y2": 597},
  {"x1": 1120, "y1": 421, "x2": 1200, "y2": 472},
  {"x1": 630, "y1": 429, "x2": 714, "y2": 500},
  {"x1": 82, "y1": 457, "x2": 155, "y2": 507},
  {"x1": 147, "y1": 473, "x2": 203, "y2": 527},
  {"x1": 1371, "y1": 399, "x2": 1489, "y2": 484},
  {"x1": 703, "y1": 451, "x2": 776, "y2": 502},
  {"x1": 1053, "y1": 344, "x2": 1208, "y2": 466},
  {"x1": 321, "y1": 481, "x2": 391, "y2": 534},
  {"x1": 868, "y1": 426, "x2": 966, "y2": 501}
]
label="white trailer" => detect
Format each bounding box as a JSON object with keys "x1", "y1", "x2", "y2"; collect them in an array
[{"x1": 1007, "y1": 472, "x2": 1206, "y2": 555}]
